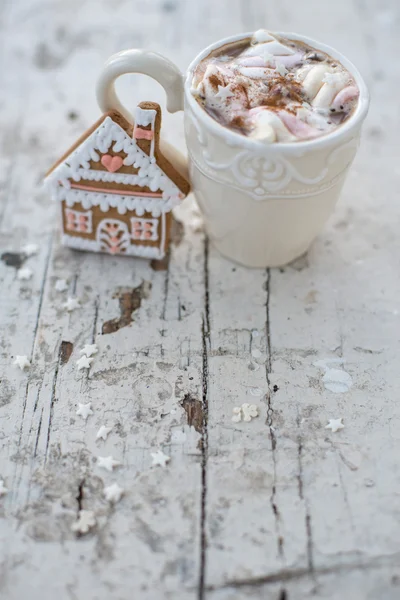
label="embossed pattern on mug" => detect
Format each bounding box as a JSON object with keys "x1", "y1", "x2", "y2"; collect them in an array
[{"x1": 191, "y1": 30, "x2": 359, "y2": 143}]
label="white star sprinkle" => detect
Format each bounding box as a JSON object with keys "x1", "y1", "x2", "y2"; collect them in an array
[
  {"x1": 275, "y1": 62, "x2": 288, "y2": 76},
  {"x1": 71, "y1": 509, "x2": 96, "y2": 534},
  {"x1": 232, "y1": 403, "x2": 259, "y2": 423},
  {"x1": 55, "y1": 279, "x2": 68, "y2": 292},
  {"x1": 76, "y1": 355, "x2": 93, "y2": 370},
  {"x1": 76, "y1": 402, "x2": 93, "y2": 421},
  {"x1": 0, "y1": 480, "x2": 9, "y2": 496},
  {"x1": 103, "y1": 483, "x2": 124, "y2": 504},
  {"x1": 215, "y1": 84, "x2": 235, "y2": 100},
  {"x1": 96, "y1": 425, "x2": 112, "y2": 441},
  {"x1": 325, "y1": 418, "x2": 344, "y2": 433},
  {"x1": 13, "y1": 355, "x2": 30, "y2": 371},
  {"x1": 260, "y1": 47, "x2": 275, "y2": 65},
  {"x1": 151, "y1": 450, "x2": 171, "y2": 467},
  {"x1": 63, "y1": 297, "x2": 80, "y2": 312},
  {"x1": 97, "y1": 456, "x2": 121, "y2": 472},
  {"x1": 17, "y1": 267, "x2": 33, "y2": 281},
  {"x1": 80, "y1": 344, "x2": 98, "y2": 357},
  {"x1": 21, "y1": 243, "x2": 39, "y2": 256}
]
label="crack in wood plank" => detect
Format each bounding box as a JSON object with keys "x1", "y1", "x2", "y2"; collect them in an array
[
  {"x1": 30, "y1": 235, "x2": 53, "y2": 357},
  {"x1": 161, "y1": 257, "x2": 171, "y2": 321},
  {"x1": 199, "y1": 236, "x2": 210, "y2": 600},
  {"x1": 9, "y1": 235, "x2": 54, "y2": 506},
  {"x1": 76, "y1": 479, "x2": 85, "y2": 513},
  {"x1": 45, "y1": 355, "x2": 61, "y2": 461},
  {"x1": 45, "y1": 335, "x2": 77, "y2": 459},
  {"x1": 205, "y1": 552, "x2": 400, "y2": 590},
  {"x1": 265, "y1": 268, "x2": 285, "y2": 561},
  {"x1": 297, "y1": 430, "x2": 315, "y2": 572},
  {"x1": 91, "y1": 297, "x2": 99, "y2": 342},
  {"x1": 33, "y1": 408, "x2": 43, "y2": 458}
]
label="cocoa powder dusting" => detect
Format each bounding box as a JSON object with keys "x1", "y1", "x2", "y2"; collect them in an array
[
  {"x1": 259, "y1": 77, "x2": 304, "y2": 110},
  {"x1": 208, "y1": 73, "x2": 223, "y2": 90},
  {"x1": 192, "y1": 32, "x2": 358, "y2": 141},
  {"x1": 232, "y1": 83, "x2": 250, "y2": 109},
  {"x1": 230, "y1": 115, "x2": 246, "y2": 131}
]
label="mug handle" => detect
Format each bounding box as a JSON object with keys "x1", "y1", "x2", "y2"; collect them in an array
[
  {"x1": 96, "y1": 49, "x2": 184, "y2": 120},
  {"x1": 96, "y1": 49, "x2": 188, "y2": 179}
]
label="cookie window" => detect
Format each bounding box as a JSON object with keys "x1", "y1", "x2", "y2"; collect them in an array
[
  {"x1": 65, "y1": 209, "x2": 93, "y2": 234},
  {"x1": 131, "y1": 218, "x2": 158, "y2": 241}
]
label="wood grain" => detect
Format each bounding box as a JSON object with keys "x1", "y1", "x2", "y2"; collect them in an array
[{"x1": 0, "y1": 0, "x2": 399, "y2": 598}]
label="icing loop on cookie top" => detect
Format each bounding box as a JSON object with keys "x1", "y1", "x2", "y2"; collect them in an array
[{"x1": 191, "y1": 30, "x2": 359, "y2": 143}]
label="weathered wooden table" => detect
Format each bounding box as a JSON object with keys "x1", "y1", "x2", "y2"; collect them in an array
[{"x1": 1, "y1": 0, "x2": 399, "y2": 598}]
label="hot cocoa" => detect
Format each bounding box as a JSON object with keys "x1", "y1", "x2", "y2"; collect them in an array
[{"x1": 191, "y1": 30, "x2": 359, "y2": 143}]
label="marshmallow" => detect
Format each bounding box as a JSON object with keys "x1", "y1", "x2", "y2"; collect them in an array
[
  {"x1": 251, "y1": 109, "x2": 296, "y2": 143},
  {"x1": 295, "y1": 64, "x2": 314, "y2": 82},
  {"x1": 312, "y1": 72, "x2": 349, "y2": 108},
  {"x1": 273, "y1": 52, "x2": 303, "y2": 68},
  {"x1": 279, "y1": 110, "x2": 320, "y2": 139},
  {"x1": 331, "y1": 85, "x2": 359, "y2": 110},
  {"x1": 252, "y1": 30, "x2": 275, "y2": 44},
  {"x1": 262, "y1": 40, "x2": 296, "y2": 56},
  {"x1": 297, "y1": 106, "x2": 332, "y2": 131},
  {"x1": 245, "y1": 40, "x2": 296, "y2": 58},
  {"x1": 191, "y1": 30, "x2": 359, "y2": 144},
  {"x1": 238, "y1": 66, "x2": 271, "y2": 79},
  {"x1": 302, "y1": 64, "x2": 331, "y2": 99},
  {"x1": 238, "y1": 56, "x2": 269, "y2": 67}
]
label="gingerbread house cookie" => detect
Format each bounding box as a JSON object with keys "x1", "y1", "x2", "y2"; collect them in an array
[{"x1": 45, "y1": 102, "x2": 190, "y2": 259}]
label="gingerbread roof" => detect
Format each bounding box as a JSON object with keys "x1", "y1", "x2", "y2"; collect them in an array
[{"x1": 45, "y1": 104, "x2": 190, "y2": 200}]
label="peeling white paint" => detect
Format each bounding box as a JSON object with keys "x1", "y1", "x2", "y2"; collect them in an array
[
  {"x1": 314, "y1": 359, "x2": 353, "y2": 393},
  {"x1": 248, "y1": 387, "x2": 263, "y2": 397}
]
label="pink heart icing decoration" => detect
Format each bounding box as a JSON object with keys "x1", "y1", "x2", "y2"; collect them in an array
[{"x1": 101, "y1": 154, "x2": 123, "y2": 173}]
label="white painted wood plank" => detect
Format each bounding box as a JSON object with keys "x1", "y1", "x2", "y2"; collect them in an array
[
  {"x1": 204, "y1": 254, "x2": 310, "y2": 586},
  {"x1": 0, "y1": 1, "x2": 204, "y2": 598},
  {"x1": 1, "y1": 0, "x2": 399, "y2": 597}
]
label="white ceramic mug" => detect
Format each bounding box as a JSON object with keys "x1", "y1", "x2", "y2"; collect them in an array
[{"x1": 96, "y1": 32, "x2": 369, "y2": 268}]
